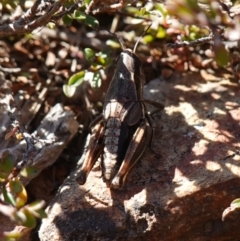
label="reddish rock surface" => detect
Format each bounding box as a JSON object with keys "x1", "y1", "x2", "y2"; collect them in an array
[{"x1": 39, "y1": 73, "x2": 240, "y2": 241}]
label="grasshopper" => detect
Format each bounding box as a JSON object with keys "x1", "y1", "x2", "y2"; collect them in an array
[{"x1": 77, "y1": 28, "x2": 164, "y2": 189}]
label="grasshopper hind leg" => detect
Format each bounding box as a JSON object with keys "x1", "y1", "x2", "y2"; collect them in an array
[
  {"x1": 101, "y1": 120, "x2": 133, "y2": 186},
  {"x1": 76, "y1": 117, "x2": 104, "y2": 185},
  {"x1": 111, "y1": 118, "x2": 152, "y2": 189}
]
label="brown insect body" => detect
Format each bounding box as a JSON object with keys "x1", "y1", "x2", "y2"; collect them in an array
[
  {"x1": 102, "y1": 49, "x2": 145, "y2": 184},
  {"x1": 77, "y1": 35, "x2": 164, "y2": 189}
]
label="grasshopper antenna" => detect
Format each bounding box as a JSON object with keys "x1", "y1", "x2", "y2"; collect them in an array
[
  {"x1": 117, "y1": 36, "x2": 126, "y2": 50},
  {"x1": 133, "y1": 24, "x2": 152, "y2": 53},
  {"x1": 106, "y1": 29, "x2": 126, "y2": 50}
]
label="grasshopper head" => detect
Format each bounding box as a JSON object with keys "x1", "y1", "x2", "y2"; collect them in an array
[
  {"x1": 119, "y1": 49, "x2": 141, "y2": 73},
  {"x1": 116, "y1": 24, "x2": 151, "y2": 73}
]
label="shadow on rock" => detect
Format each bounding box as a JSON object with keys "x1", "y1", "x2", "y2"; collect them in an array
[{"x1": 39, "y1": 73, "x2": 240, "y2": 241}]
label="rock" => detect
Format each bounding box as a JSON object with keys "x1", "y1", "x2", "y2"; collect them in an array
[
  {"x1": 0, "y1": 103, "x2": 79, "y2": 186},
  {"x1": 0, "y1": 102, "x2": 78, "y2": 240},
  {"x1": 39, "y1": 73, "x2": 240, "y2": 241}
]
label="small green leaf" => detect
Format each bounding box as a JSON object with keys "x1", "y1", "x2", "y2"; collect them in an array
[
  {"x1": 13, "y1": 210, "x2": 26, "y2": 223},
  {"x1": 28, "y1": 200, "x2": 46, "y2": 211},
  {"x1": 68, "y1": 71, "x2": 85, "y2": 86},
  {"x1": 27, "y1": 200, "x2": 47, "y2": 218},
  {"x1": 84, "y1": 48, "x2": 96, "y2": 62},
  {"x1": 20, "y1": 166, "x2": 38, "y2": 178},
  {"x1": 34, "y1": 209, "x2": 47, "y2": 219},
  {"x1": 27, "y1": 208, "x2": 47, "y2": 219},
  {"x1": 84, "y1": 15, "x2": 99, "y2": 29},
  {"x1": 148, "y1": 10, "x2": 162, "y2": 17},
  {"x1": 125, "y1": 6, "x2": 139, "y2": 14},
  {"x1": 189, "y1": 25, "x2": 200, "y2": 33},
  {"x1": 17, "y1": 209, "x2": 36, "y2": 228},
  {"x1": 95, "y1": 55, "x2": 105, "y2": 65},
  {"x1": 15, "y1": 184, "x2": 28, "y2": 208},
  {"x1": 47, "y1": 22, "x2": 56, "y2": 29},
  {"x1": 155, "y1": 3, "x2": 168, "y2": 18},
  {"x1": 62, "y1": 14, "x2": 73, "y2": 26},
  {"x1": 9, "y1": 180, "x2": 23, "y2": 194},
  {"x1": 84, "y1": 0, "x2": 92, "y2": 4},
  {"x1": 106, "y1": 40, "x2": 121, "y2": 49},
  {"x1": 186, "y1": 0, "x2": 199, "y2": 10},
  {"x1": 140, "y1": 7, "x2": 146, "y2": 15},
  {"x1": 231, "y1": 198, "x2": 240, "y2": 208},
  {"x1": 3, "y1": 230, "x2": 22, "y2": 239},
  {"x1": 23, "y1": 209, "x2": 36, "y2": 228},
  {"x1": 73, "y1": 10, "x2": 99, "y2": 29},
  {"x1": 3, "y1": 187, "x2": 16, "y2": 206},
  {"x1": 95, "y1": 52, "x2": 111, "y2": 67},
  {"x1": 222, "y1": 198, "x2": 240, "y2": 221},
  {"x1": 189, "y1": 32, "x2": 197, "y2": 40},
  {"x1": 156, "y1": 26, "x2": 166, "y2": 39},
  {"x1": 0, "y1": 150, "x2": 15, "y2": 178},
  {"x1": 143, "y1": 34, "x2": 155, "y2": 43},
  {"x1": 63, "y1": 84, "x2": 76, "y2": 98},
  {"x1": 73, "y1": 10, "x2": 86, "y2": 20},
  {"x1": 214, "y1": 43, "x2": 229, "y2": 67}
]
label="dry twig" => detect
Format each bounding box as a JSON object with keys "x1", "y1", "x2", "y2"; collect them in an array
[
  {"x1": 0, "y1": 0, "x2": 69, "y2": 37},
  {"x1": 166, "y1": 35, "x2": 213, "y2": 49}
]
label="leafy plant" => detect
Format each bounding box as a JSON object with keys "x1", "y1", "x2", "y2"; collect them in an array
[
  {"x1": 0, "y1": 151, "x2": 47, "y2": 241},
  {"x1": 63, "y1": 48, "x2": 112, "y2": 97}
]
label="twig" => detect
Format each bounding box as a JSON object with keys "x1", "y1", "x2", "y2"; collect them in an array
[
  {"x1": 0, "y1": 0, "x2": 68, "y2": 37},
  {"x1": 87, "y1": 0, "x2": 124, "y2": 14},
  {"x1": 52, "y1": 3, "x2": 81, "y2": 21},
  {"x1": 166, "y1": 35, "x2": 213, "y2": 49},
  {"x1": 31, "y1": 0, "x2": 42, "y2": 14}
]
